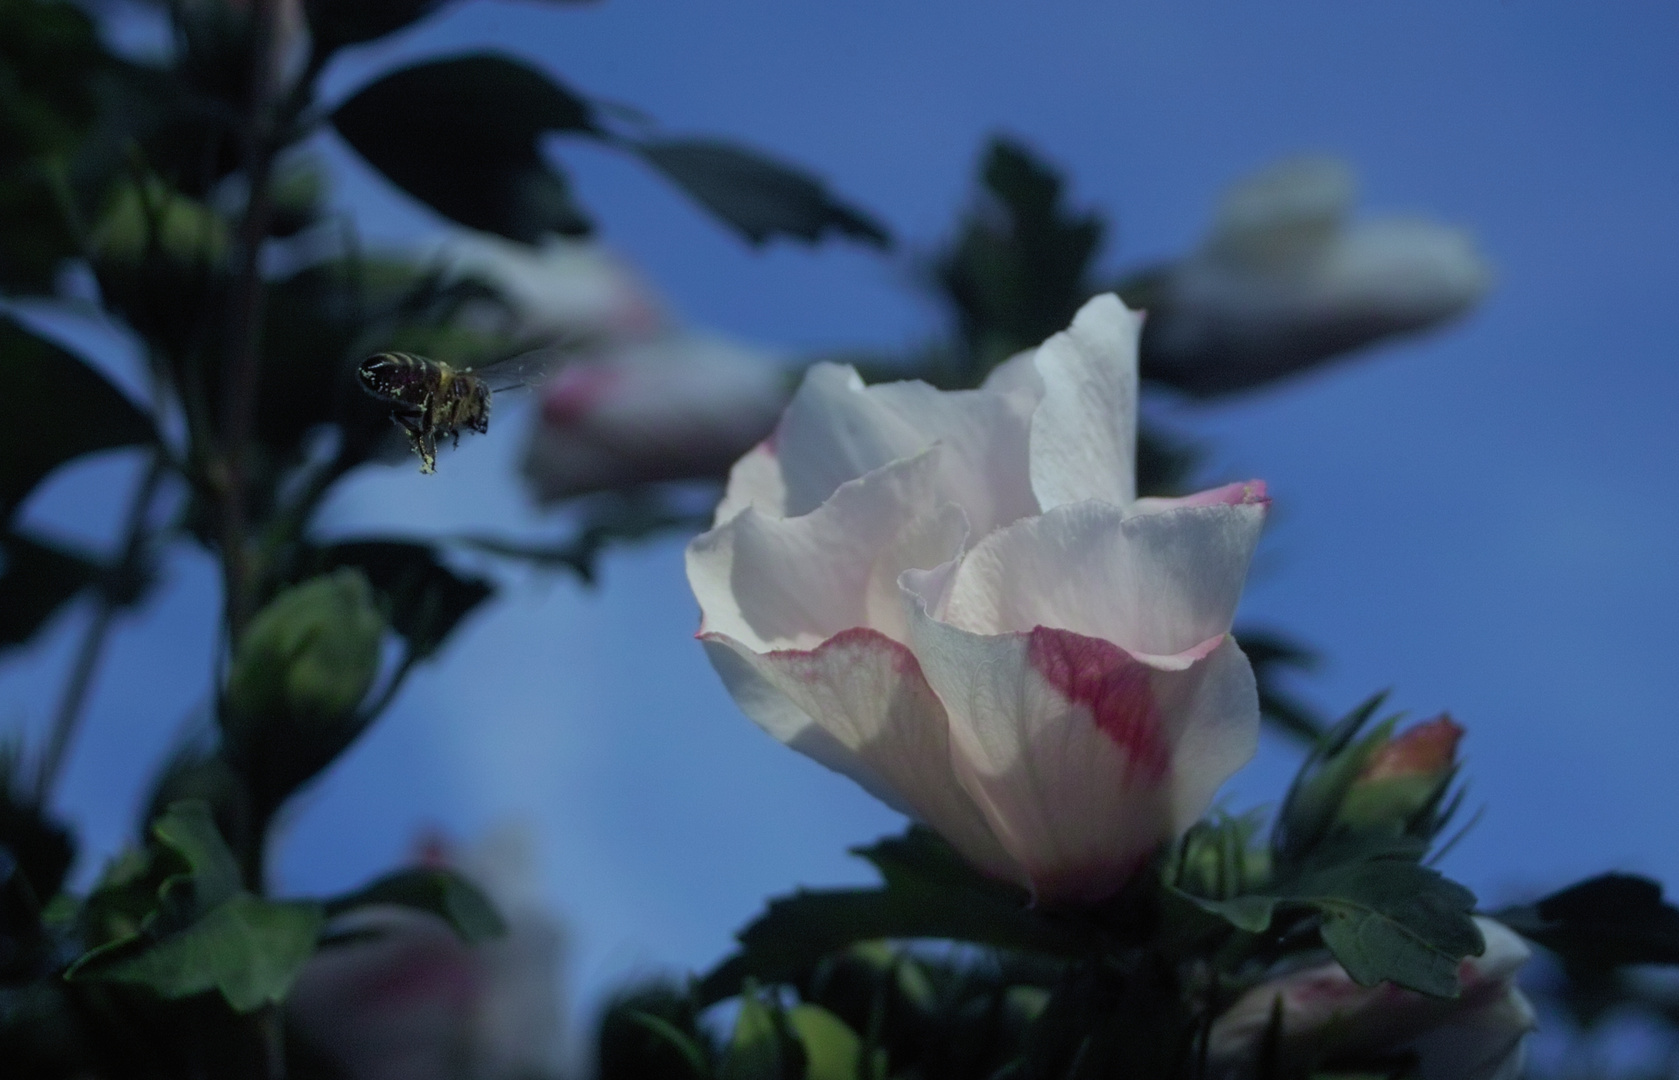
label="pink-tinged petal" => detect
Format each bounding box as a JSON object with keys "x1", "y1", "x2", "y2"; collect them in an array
[
  {"x1": 698, "y1": 629, "x2": 1023, "y2": 885},
  {"x1": 773, "y1": 363, "x2": 1037, "y2": 534},
  {"x1": 688, "y1": 450, "x2": 968, "y2": 650},
  {"x1": 1208, "y1": 918, "x2": 1532, "y2": 1080},
  {"x1": 1028, "y1": 294, "x2": 1145, "y2": 511},
  {"x1": 937, "y1": 499, "x2": 1267, "y2": 658},
  {"x1": 1130, "y1": 479, "x2": 1269, "y2": 516},
  {"x1": 714, "y1": 440, "x2": 788, "y2": 525},
  {"x1": 904, "y1": 606, "x2": 1255, "y2": 904},
  {"x1": 1156, "y1": 635, "x2": 1261, "y2": 830}
]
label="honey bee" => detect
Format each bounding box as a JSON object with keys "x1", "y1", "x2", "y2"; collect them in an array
[{"x1": 357, "y1": 351, "x2": 550, "y2": 473}]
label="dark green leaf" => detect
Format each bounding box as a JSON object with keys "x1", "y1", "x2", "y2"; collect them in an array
[
  {"x1": 1165, "y1": 887, "x2": 1278, "y2": 934},
  {"x1": 934, "y1": 136, "x2": 1103, "y2": 377},
  {"x1": 1236, "y1": 627, "x2": 1326, "y2": 744},
  {"x1": 0, "y1": 529, "x2": 98, "y2": 648},
  {"x1": 1495, "y1": 873, "x2": 1679, "y2": 969},
  {"x1": 697, "y1": 828, "x2": 1093, "y2": 1005},
  {"x1": 722, "y1": 993, "x2": 787, "y2": 1080},
  {"x1": 332, "y1": 54, "x2": 597, "y2": 242},
  {"x1": 324, "y1": 866, "x2": 506, "y2": 944},
  {"x1": 625, "y1": 1011, "x2": 713, "y2": 1079},
  {"x1": 71, "y1": 893, "x2": 323, "y2": 1012},
  {"x1": 0, "y1": 315, "x2": 153, "y2": 518},
  {"x1": 0, "y1": 0, "x2": 106, "y2": 293},
  {"x1": 1286, "y1": 860, "x2": 1482, "y2": 997},
  {"x1": 598, "y1": 980, "x2": 718, "y2": 1080},
  {"x1": 637, "y1": 139, "x2": 890, "y2": 249},
  {"x1": 148, "y1": 800, "x2": 241, "y2": 913},
  {"x1": 309, "y1": 541, "x2": 493, "y2": 659},
  {"x1": 304, "y1": 0, "x2": 450, "y2": 55}
]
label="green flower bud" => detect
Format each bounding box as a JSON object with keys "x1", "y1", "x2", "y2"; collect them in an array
[
  {"x1": 92, "y1": 180, "x2": 230, "y2": 267},
  {"x1": 1336, "y1": 714, "x2": 1463, "y2": 833},
  {"x1": 225, "y1": 570, "x2": 383, "y2": 732}
]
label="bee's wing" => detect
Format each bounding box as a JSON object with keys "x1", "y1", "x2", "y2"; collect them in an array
[{"x1": 468, "y1": 347, "x2": 567, "y2": 394}]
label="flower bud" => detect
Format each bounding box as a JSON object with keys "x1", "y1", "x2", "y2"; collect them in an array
[
  {"x1": 1336, "y1": 714, "x2": 1463, "y2": 834},
  {"x1": 225, "y1": 570, "x2": 383, "y2": 733}
]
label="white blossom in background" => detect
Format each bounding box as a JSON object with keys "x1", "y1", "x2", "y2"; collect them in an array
[
  {"x1": 1142, "y1": 156, "x2": 1491, "y2": 395},
  {"x1": 288, "y1": 827, "x2": 567, "y2": 1080},
  {"x1": 430, "y1": 232, "x2": 792, "y2": 501},
  {"x1": 1207, "y1": 916, "x2": 1536, "y2": 1080},
  {"x1": 523, "y1": 334, "x2": 791, "y2": 501},
  {"x1": 687, "y1": 294, "x2": 1268, "y2": 905}
]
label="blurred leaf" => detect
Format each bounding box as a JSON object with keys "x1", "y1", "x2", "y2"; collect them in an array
[
  {"x1": 148, "y1": 801, "x2": 241, "y2": 913},
  {"x1": 0, "y1": 0, "x2": 107, "y2": 293},
  {"x1": 598, "y1": 980, "x2": 718, "y2": 1080},
  {"x1": 1496, "y1": 873, "x2": 1679, "y2": 969},
  {"x1": 304, "y1": 0, "x2": 450, "y2": 55},
  {"x1": 787, "y1": 1003, "x2": 870, "y2": 1080},
  {"x1": 935, "y1": 136, "x2": 1103, "y2": 377},
  {"x1": 71, "y1": 893, "x2": 322, "y2": 1012},
  {"x1": 722, "y1": 993, "x2": 787, "y2": 1080},
  {"x1": 637, "y1": 139, "x2": 889, "y2": 249},
  {"x1": 1, "y1": 748, "x2": 75, "y2": 978},
  {"x1": 698, "y1": 828, "x2": 1092, "y2": 1005},
  {"x1": 324, "y1": 866, "x2": 505, "y2": 944},
  {"x1": 309, "y1": 541, "x2": 493, "y2": 660},
  {"x1": 0, "y1": 529, "x2": 98, "y2": 648},
  {"x1": 1165, "y1": 888, "x2": 1278, "y2": 935},
  {"x1": 332, "y1": 53, "x2": 597, "y2": 242},
  {"x1": 1236, "y1": 627, "x2": 1326, "y2": 745},
  {"x1": 625, "y1": 1012, "x2": 713, "y2": 1079},
  {"x1": 0, "y1": 314, "x2": 153, "y2": 518},
  {"x1": 1273, "y1": 693, "x2": 1392, "y2": 869},
  {"x1": 1287, "y1": 860, "x2": 1482, "y2": 998}
]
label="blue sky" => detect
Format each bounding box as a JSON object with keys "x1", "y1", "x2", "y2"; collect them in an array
[{"x1": 6, "y1": 0, "x2": 1678, "y2": 1048}]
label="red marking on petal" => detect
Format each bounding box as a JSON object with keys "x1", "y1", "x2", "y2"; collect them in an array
[
  {"x1": 541, "y1": 365, "x2": 622, "y2": 424},
  {"x1": 764, "y1": 626, "x2": 922, "y2": 679},
  {"x1": 1026, "y1": 627, "x2": 1170, "y2": 781}
]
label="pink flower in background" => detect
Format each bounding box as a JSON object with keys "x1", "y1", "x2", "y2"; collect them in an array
[
  {"x1": 288, "y1": 829, "x2": 567, "y2": 1080},
  {"x1": 523, "y1": 334, "x2": 791, "y2": 502},
  {"x1": 686, "y1": 294, "x2": 1269, "y2": 905},
  {"x1": 1208, "y1": 917, "x2": 1535, "y2": 1080}
]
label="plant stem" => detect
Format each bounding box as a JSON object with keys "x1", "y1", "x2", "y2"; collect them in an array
[
  {"x1": 218, "y1": 0, "x2": 284, "y2": 640},
  {"x1": 33, "y1": 454, "x2": 167, "y2": 803}
]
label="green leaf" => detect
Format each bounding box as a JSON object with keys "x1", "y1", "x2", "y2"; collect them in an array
[
  {"x1": 722, "y1": 993, "x2": 787, "y2": 1080},
  {"x1": 72, "y1": 893, "x2": 324, "y2": 1011},
  {"x1": 1286, "y1": 861, "x2": 1483, "y2": 997},
  {"x1": 1495, "y1": 873, "x2": 1679, "y2": 969},
  {"x1": 697, "y1": 828, "x2": 1093, "y2": 1005},
  {"x1": 309, "y1": 541, "x2": 494, "y2": 660},
  {"x1": 149, "y1": 800, "x2": 242, "y2": 913},
  {"x1": 934, "y1": 136, "x2": 1103, "y2": 376},
  {"x1": 787, "y1": 1004, "x2": 870, "y2": 1080},
  {"x1": 332, "y1": 53, "x2": 597, "y2": 242},
  {"x1": 0, "y1": 529, "x2": 98, "y2": 648},
  {"x1": 0, "y1": 315, "x2": 153, "y2": 518},
  {"x1": 324, "y1": 866, "x2": 506, "y2": 944},
  {"x1": 625, "y1": 1011, "x2": 713, "y2": 1079},
  {"x1": 0, "y1": 0, "x2": 106, "y2": 293},
  {"x1": 1165, "y1": 887, "x2": 1278, "y2": 934},
  {"x1": 637, "y1": 139, "x2": 889, "y2": 249}
]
